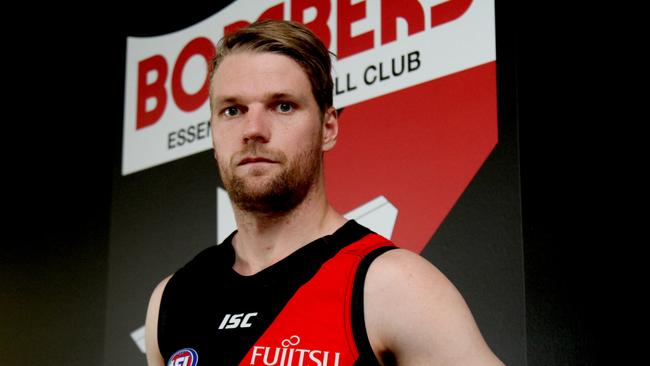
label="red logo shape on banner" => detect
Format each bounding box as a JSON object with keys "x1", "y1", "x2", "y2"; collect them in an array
[{"x1": 325, "y1": 62, "x2": 497, "y2": 253}]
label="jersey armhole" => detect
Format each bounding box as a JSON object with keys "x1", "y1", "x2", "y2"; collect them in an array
[
  {"x1": 351, "y1": 246, "x2": 396, "y2": 365},
  {"x1": 157, "y1": 273, "x2": 176, "y2": 360}
]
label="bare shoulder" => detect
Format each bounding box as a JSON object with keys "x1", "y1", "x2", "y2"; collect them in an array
[
  {"x1": 364, "y1": 249, "x2": 504, "y2": 366},
  {"x1": 367, "y1": 248, "x2": 453, "y2": 293},
  {"x1": 145, "y1": 274, "x2": 173, "y2": 366}
]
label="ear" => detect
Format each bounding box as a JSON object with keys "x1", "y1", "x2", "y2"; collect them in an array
[{"x1": 321, "y1": 107, "x2": 339, "y2": 152}]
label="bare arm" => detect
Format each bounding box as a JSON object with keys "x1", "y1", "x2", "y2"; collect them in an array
[
  {"x1": 365, "y1": 249, "x2": 504, "y2": 366},
  {"x1": 145, "y1": 275, "x2": 173, "y2": 366}
]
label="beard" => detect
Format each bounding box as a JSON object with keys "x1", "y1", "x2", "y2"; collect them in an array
[{"x1": 219, "y1": 141, "x2": 322, "y2": 215}]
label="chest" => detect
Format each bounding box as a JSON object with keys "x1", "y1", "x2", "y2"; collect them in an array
[{"x1": 159, "y1": 252, "x2": 361, "y2": 366}]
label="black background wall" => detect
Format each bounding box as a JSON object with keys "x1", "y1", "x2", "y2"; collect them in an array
[
  {"x1": 4, "y1": 3, "x2": 611, "y2": 365},
  {"x1": 515, "y1": 3, "x2": 615, "y2": 364}
]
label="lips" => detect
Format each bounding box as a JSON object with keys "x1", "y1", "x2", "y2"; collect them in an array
[{"x1": 237, "y1": 156, "x2": 276, "y2": 166}]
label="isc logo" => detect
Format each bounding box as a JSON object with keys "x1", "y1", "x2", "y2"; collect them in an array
[
  {"x1": 167, "y1": 348, "x2": 198, "y2": 366},
  {"x1": 218, "y1": 312, "x2": 258, "y2": 330}
]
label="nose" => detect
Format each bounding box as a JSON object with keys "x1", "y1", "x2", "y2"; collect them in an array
[{"x1": 242, "y1": 105, "x2": 270, "y2": 144}]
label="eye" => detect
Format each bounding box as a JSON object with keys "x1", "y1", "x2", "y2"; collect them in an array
[
  {"x1": 276, "y1": 102, "x2": 293, "y2": 113},
  {"x1": 223, "y1": 106, "x2": 241, "y2": 117}
]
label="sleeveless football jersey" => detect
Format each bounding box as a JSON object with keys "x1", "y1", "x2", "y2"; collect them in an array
[{"x1": 158, "y1": 220, "x2": 395, "y2": 366}]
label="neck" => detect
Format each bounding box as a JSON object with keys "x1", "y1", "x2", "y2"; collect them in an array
[{"x1": 230, "y1": 177, "x2": 346, "y2": 276}]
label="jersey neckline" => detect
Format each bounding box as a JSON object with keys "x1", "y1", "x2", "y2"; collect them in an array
[{"x1": 220, "y1": 219, "x2": 370, "y2": 280}]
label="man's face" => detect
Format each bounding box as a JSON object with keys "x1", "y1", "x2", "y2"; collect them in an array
[{"x1": 210, "y1": 51, "x2": 336, "y2": 214}]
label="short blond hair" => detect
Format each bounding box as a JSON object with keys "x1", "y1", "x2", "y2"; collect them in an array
[{"x1": 210, "y1": 20, "x2": 334, "y2": 113}]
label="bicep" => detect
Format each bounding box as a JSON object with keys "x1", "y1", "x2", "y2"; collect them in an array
[
  {"x1": 365, "y1": 250, "x2": 503, "y2": 366},
  {"x1": 145, "y1": 275, "x2": 173, "y2": 366}
]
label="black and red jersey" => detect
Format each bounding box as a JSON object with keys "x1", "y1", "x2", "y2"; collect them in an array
[{"x1": 158, "y1": 220, "x2": 396, "y2": 366}]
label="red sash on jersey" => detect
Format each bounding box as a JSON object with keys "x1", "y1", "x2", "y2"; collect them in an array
[{"x1": 239, "y1": 233, "x2": 393, "y2": 366}]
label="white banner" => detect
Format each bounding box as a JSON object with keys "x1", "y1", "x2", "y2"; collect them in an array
[{"x1": 122, "y1": 0, "x2": 495, "y2": 175}]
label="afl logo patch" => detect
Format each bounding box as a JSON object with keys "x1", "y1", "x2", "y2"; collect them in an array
[{"x1": 167, "y1": 348, "x2": 198, "y2": 366}]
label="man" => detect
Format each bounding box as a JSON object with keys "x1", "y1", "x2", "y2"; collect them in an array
[{"x1": 145, "y1": 20, "x2": 504, "y2": 366}]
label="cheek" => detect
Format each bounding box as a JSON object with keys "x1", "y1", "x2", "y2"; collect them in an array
[
  {"x1": 290, "y1": 116, "x2": 323, "y2": 147},
  {"x1": 210, "y1": 122, "x2": 221, "y2": 150},
  {"x1": 213, "y1": 143, "x2": 231, "y2": 166},
  {"x1": 284, "y1": 129, "x2": 315, "y2": 153},
  {"x1": 214, "y1": 147, "x2": 231, "y2": 180},
  {"x1": 211, "y1": 124, "x2": 234, "y2": 155},
  {"x1": 212, "y1": 136, "x2": 232, "y2": 168}
]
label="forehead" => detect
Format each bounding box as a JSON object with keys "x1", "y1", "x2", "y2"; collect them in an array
[{"x1": 211, "y1": 51, "x2": 312, "y2": 102}]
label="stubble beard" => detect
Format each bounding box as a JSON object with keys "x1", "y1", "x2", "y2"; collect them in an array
[{"x1": 219, "y1": 142, "x2": 322, "y2": 216}]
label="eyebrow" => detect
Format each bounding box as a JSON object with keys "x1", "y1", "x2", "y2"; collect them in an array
[{"x1": 213, "y1": 92, "x2": 302, "y2": 106}]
